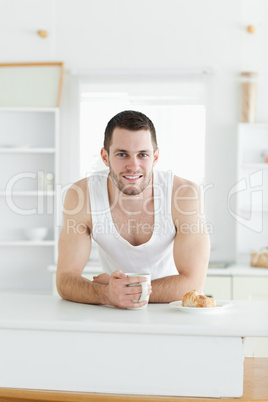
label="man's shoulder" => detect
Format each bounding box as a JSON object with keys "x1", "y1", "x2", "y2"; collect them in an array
[
  {"x1": 171, "y1": 175, "x2": 202, "y2": 222},
  {"x1": 65, "y1": 170, "x2": 109, "y2": 213},
  {"x1": 172, "y1": 174, "x2": 200, "y2": 196},
  {"x1": 68, "y1": 169, "x2": 108, "y2": 193},
  {"x1": 63, "y1": 177, "x2": 90, "y2": 217},
  {"x1": 68, "y1": 177, "x2": 89, "y2": 195}
]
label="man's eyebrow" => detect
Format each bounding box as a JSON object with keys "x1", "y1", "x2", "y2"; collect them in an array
[
  {"x1": 113, "y1": 149, "x2": 127, "y2": 154},
  {"x1": 113, "y1": 149, "x2": 151, "y2": 154}
]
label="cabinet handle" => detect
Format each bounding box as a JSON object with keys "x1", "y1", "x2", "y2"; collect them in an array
[
  {"x1": 37, "y1": 30, "x2": 48, "y2": 38},
  {"x1": 247, "y1": 25, "x2": 256, "y2": 34}
]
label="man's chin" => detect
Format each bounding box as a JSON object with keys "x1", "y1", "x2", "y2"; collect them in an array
[
  {"x1": 121, "y1": 187, "x2": 143, "y2": 196},
  {"x1": 117, "y1": 180, "x2": 144, "y2": 195}
]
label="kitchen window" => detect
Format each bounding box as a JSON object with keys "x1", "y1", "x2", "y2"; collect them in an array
[{"x1": 78, "y1": 70, "x2": 210, "y2": 185}]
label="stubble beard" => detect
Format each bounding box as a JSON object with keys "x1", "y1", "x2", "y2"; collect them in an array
[{"x1": 109, "y1": 163, "x2": 153, "y2": 196}]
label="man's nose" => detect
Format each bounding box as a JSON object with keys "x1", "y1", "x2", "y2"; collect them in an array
[{"x1": 126, "y1": 156, "x2": 139, "y2": 171}]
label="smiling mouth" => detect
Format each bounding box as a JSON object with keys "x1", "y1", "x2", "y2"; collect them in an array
[{"x1": 122, "y1": 174, "x2": 143, "y2": 181}]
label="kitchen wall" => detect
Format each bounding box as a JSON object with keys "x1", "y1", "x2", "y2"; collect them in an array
[{"x1": 1, "y1": 0, "x2": 268, "y2": 262}]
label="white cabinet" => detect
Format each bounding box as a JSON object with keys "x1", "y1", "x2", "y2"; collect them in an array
[
  {"x1": 233, "y1": 276, "x2": 268, "y2": 358},
  {"x1": 204, "y1": 276, "x2": 232, "y2": 300},
  {"x1": 0, "y1": 108, "x2": 59, "y2": 293},
  {"x1": 235, "y1": 123, "x2": 268, "y2": 265},
  {"x1": 233, "y1": 276, "x2": 268, "y2": 300},
  {"x1": 232, "y1": 124, "x2": 268, "y2": 357}
]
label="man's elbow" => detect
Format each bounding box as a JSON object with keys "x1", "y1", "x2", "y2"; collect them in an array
[{"x1": 56, "y1": 271, "x2": 69, "y2": 300}]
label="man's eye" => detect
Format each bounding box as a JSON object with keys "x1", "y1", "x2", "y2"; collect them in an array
[
  {"x1": 139, "y1": 153, "x2": 148, "y2": 157},
  {"x1": 118, "y1": 153, "x2": 126, "y2": 157}
]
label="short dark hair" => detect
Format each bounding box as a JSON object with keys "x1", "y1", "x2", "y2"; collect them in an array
[{"x1": 104, "y1": 110, "x2": 158, "y2": 152}]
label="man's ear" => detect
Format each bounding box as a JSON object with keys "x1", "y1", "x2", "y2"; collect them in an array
[
  {"x1": 153, "y1": 148, "x2": 159, "y2": 166},
  {"x1": 100, "y1": 147, "x2": 109, "y2": 167}
]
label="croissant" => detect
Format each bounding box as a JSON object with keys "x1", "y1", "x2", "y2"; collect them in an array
[{"x1": 182, "y1": 290, "x2": 216, "y2": 308}]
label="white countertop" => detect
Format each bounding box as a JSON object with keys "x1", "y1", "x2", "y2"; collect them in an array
[
  {"x1": 207, "y1": 264, "x2": 268, "y2": 276},
  {"x1": 1, "y1": 294, "x2": 268, "y2": 337},
  {"x1": 48, "y1": 263, "x2": 268, "y2": 276}
]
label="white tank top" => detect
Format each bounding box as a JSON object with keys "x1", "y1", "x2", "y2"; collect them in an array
[{"x1": 88, "y1": 169, "x2": 178, "y2": 280}]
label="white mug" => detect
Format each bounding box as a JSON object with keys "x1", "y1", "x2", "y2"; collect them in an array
[{"x1": 126, "y1": 273, "x2": 151, "y2": 310}]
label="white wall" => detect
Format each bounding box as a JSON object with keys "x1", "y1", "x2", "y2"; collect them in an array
[{"x1": 1, "y1": 0, "x2": 268, "y2": 262}]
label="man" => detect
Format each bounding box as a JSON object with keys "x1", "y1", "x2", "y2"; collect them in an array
[{"x1": 57, "y1": 110, "x2": 210, "y2": 309}]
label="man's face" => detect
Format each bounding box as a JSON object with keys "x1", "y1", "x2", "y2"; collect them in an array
[{"x1": 101, "y1": 128, "x2": 159, "y2": 196}]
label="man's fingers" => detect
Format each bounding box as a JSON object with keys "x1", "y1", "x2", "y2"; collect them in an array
[
  {"x1": 107, "y1": 271, "x2": 152, "y2": 309},
  {"x1": 93, "y1": 273, "x2": 111, "y2": 285},
  {"x1": 125, "y1": 276, "x2": 148, "y2": 286},
  {"x1": 112, "y1": 270, "x2": 128, "y2": 279},
  {"x1": 126, "y1": 284, "x2": 143, "y2": 296},
  {"x1": 126, "y1": 284, "x2": 152, "y2": 295},
  {"x1": 111, "y1": 271, "x2": 148, "y2": 284}
]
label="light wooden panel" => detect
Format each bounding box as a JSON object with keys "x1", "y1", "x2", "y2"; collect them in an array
[{"x1": 0, "y1": 62, "x2": 64, "y2": 107}]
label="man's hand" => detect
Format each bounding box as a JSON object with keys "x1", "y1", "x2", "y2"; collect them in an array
[
  {"x1": 101, "y1": 270, "x2": 152, "y2": 309},
  {"x1": 93, "y1": 273, "x2": 111, "y2": 285}
]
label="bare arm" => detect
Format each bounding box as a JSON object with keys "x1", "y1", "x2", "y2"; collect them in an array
[
  {"x1": 56, "y1": 179, "x2": 149, "y2": 308},
  {"x1": 149, "y1": 178, "x2": 210, "y2": 303},
  {"x1": 56, "y1": 179, "x2": 107, "y2": 304}
]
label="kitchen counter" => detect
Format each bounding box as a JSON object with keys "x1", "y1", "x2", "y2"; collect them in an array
[
  {"x1": 0, "y1": 294, "x2": 268, "y2": 398},
  {"x1": 0, "y1": 294, "x2": 268, "y2": 337},
  {"x1": 48, "y1": 262, "x2": 268, "y2": 277},
  {"x1": 207, "y1": 264, "x2": 268, "y2": 276}
]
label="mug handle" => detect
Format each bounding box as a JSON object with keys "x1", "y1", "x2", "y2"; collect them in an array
[{"x1": 138, "y1": 281, "x2": 148, "y2": 302}]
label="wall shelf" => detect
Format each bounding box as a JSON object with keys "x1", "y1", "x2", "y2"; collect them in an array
[
  {"x1": 0, "y1": 107, "x2": 59, "y2": 112},
  {"x1": 0, "y1": 148, "x2": 56, "y2": 154},
  {"x1": 0, "y1": 108, "x2": 59, "y2": 293},
  {"x1": 0, "y1": 241, "x2": 55, "y2": 246},
  {"x1": 238, "y1": 122, "x2": 268, "y2": 128},
  {"x1": 241, "y1": 163, "x2": 268, "y2": 169},
  {"x1": 0, "y1": 191, "x2": 55, "y2": 196},
  {"x1": 236, "y1": 124, "x2": 268, "y2": 263}
]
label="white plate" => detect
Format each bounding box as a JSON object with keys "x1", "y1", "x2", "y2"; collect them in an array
[{"x1": 169, "y1": 300, "x2": 233, "y2": 314}]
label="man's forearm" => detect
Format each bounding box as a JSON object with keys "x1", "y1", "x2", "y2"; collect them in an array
[
  {"x1": 150, "y1": 274, "x2": 205, "y2": 303},
  {"x1": 57, "y1": 272, "x2": 108, "y2": 305}
]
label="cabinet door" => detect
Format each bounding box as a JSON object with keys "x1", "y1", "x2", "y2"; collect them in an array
[
  {"x1": 204, "y1": 276, "x2": 232, "y2": 300},
  {"x1": 233, "y1": 276, "x2": 268, "y2": 358},
  {"x1": 233, "y1": 276, "x2": 268, "y2": 300}
]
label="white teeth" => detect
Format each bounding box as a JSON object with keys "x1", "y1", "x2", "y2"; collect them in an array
[{"x1": 124, "y1": 175, "x2": 141, "y2": 179}]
